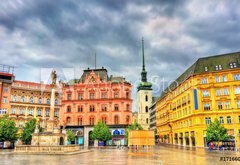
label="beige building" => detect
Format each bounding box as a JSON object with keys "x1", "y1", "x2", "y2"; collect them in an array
[{"x1": 137, "y1": 39, "x2": 152, "y2": 130}]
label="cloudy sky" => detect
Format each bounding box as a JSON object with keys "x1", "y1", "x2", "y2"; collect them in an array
[{"x1": 0, "y1": 0, "x2": 239, "y2": 110}]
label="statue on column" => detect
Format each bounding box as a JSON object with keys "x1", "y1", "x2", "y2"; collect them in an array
[{"x1": 51, "y1": 70, "x2": 57, "y2": 85}]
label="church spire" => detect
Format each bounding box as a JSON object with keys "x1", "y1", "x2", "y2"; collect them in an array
[{"x1": 141, "y1": 37, "x2": 147, "y2": 82}]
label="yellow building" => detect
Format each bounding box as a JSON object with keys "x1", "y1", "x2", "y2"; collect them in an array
[{"x1": 156, "y1": 52, "x2": 240, "y2": 148}]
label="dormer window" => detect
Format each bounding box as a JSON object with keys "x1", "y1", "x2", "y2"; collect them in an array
[
  {"x1": 215, "y1": 65, "x2": 219, "y2": 70},
  {"x1": 233, "y1": 62, "x2": 237, "y2": 68},
  {"x1": 219, "y1": 65, "x2": 222, "y2": 70},
  {"x1": 229, "y1": 62, "x2": 237, "y2": 68}
]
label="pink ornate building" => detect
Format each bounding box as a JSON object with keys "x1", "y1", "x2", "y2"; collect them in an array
[{"x1": 61, "y1": 67, "x2": 132, "y2": 126}]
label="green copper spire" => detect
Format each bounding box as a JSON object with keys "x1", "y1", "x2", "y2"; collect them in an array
[{"x1": 141, "y1": 37, "x2": 147, "y2": 82}]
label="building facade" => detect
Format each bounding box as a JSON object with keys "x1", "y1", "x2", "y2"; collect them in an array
[
  {"x1": 0, "y1": 65, "x2": 61, "y2": 132},
  {"x1": 61, "y1": 67, "x2": 132, "y2": 146},
  {"x1": 149, "y1": 97, "x2": 159, "y2": 131},
  {"x1": 137, "y1": 39, "x2": 152, "y2": 130},
  {"x1": 156, "y1": 52, "x2": 240, "y2": 148}
]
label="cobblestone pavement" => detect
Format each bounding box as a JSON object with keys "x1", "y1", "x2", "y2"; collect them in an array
[{"x1": 1, "y1": 144, "x2": 240, "y2": 165}]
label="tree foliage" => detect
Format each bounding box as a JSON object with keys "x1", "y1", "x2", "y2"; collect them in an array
[
  {"x1": 90, "y1": 121, "x2": 112, "y2": 142},
  {"x1": 0, "y1": 115, "x2": 18, "y2": 142},
  {"x1": 21, "y1": 118, "x2": 36, "y2": 144},
  {"x1": 206, "y1": 118, "x2": 229, "y2": 143},
  {"x1": 67, "y1": 130, "x2": 75, "y2": 142},
  {"x1": 125, "y1": 121, "x2": 143, "y2": 142}
]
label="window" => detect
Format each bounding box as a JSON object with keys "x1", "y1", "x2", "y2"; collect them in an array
[
  {"x1": 21, "y1": 96, "x2": 25, "y2": 102},
  {"x1": 90, "y1": 93, "x2": 95, "y2": 99},
  {"x1": 114, "y1": 104, "x2": 119, "y2": 111},
  {"x1": 216, "y1": 65, "x2": 219, "y2": 70},
  {"x1": 3, "y1": 97, "x2": 7, "y2": 104},
  {"x1": 114, "y1": 92, "x2": 119, "y2": 98},
  {"x1": 11, "y1": 108, "x2": 16, "y2": 114},
  {"x1": 13, "y1": 95, "x2": 17, "y2": 102},
  {"x1": 235, "y1": 87, "x2": 240, "y2": 94},
  {"x1": 54, "y1": 110, "x2": 58, "y2": 117},
  {"x1": 239, "y1": 116, "x2": 240, "y2": 123},
  {"x1": 216, "y1": 89, "x2": 221, "y2": 96},
  {"x1": 67, "y1": 106, "x2": 71, "y2": 113},
  {"x1": 218, "y1": 102, "x2": 223, "y2": 110},
  {"x1": 225, "y1": 102, "x2": 230, "y2": 109},
  {"x1": 202, "y1": 78, "x2": 208, "y2": 84},
  {"x1": 38, "y1": 98, "x2": 42, "y2": 104},
  {"x1": 78, "y1": 93, "x2": 84, "y2": 100},
  {"x1": 146, "y1": 118, "x2": 149, "y2": 124},
  {"x1": 3, "y1": 86, "x2": 8, "y2": 93},
  {"x1": 230, "y1": 62, "x2": 237, "y2": 68},
  {"x1": 223, "y1": 88, "x2": 229, "y2": 95},
  {"x1": 145, "y1": 106, "x2": 148, "y2": 113},
  {"x1": 126, "y1": 115, "x2": 130, "y2": 124},
  {"x1": 37, "y1": 109, "x2": 42, "y2": 116},
  {"x1": 215, "y1": 76, "x2": 220, "y2": 83},
  {"x1": 101, "y1": 104, "x2": 107, "y2": 112},
  {"x1": 114, "y1": 115, "x2": 119, "y2": 124},
  {"x1": 222, "y1": 75, "x2": 227, "y2": 82},
  {"x1": 45, "y1": 109, "x2": 50, "y2": 117},
  {"x1": 126, "y1": 92, "x2": 129, "y2": 99},
  {"x1": 202, "y1": 90, "x2": 210, "y2": 97},
  {"x1": 46, "y1": 98, "x2": 50, "y2": 104},
  {"x1": 90, "y1": 105, "x2": 95, "y2": 112},
  {"x1": 78, "y1": 105, "x2": 83, "y2": 112},
  {"x1": 237, "y1": 101, "x2": 240, "y2": 108},
  {"x1": 219, "y1": 65, "x2": 222, "y2": 70},
  {"x1": 20, "y1": 108, "x2": 25, "y2": 115},
  {"x1": 145, "y1": 95, "x2": 148, "y2": 102},
  {"x1": 0, "y1": 109, "x2": 7, "y2": 114},
  {"x1": 203, "y1": 103, "x2": 211, "y2": 110},
  {"x1": 102, "y1": 116, "x2": 107, "y2": 124},
  {"x1": 89, "y1": 117, "x2": 94, "y2": 125},
  {"x1": 205, "y1": 117, "x2": 211, "y2": 124},
  {"x1": 55, "y1": 99, "x2": 58, "y2": 105},
  {"x1": 67, "y1": 94, "x2": 72, "y2": 100},
  {"x1": 67, "y1": 117, "x2": 71, "y2": 125},
  {"x1": 78, "y1": 118, "x2": 83, "y2": 125},
  {"x1": 227, "y1": 116, "x2": 231, "y2": 124},
  {"x1": 233, "y1": 74, "x2": 240, "y2": 81},
  {"x1": 30, "y1": 97, "x2": 34, "y2": 103},
  {"x1": 102, "y1": 92, "x2": 107, "y2": 99},
  {"x1": 126, "y1": 104, "x2": 130, "y2": 111},
  {"x1": 28, "y1": 108, "x2": 33, "y2": 115},
  {"x1": 219, "y1": 117, "x2": 224, "y2": 124}
]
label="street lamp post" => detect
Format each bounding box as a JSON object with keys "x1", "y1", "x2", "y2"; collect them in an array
[{"x1": 231, "y1": 107, "x2": 238, "y2": 152}]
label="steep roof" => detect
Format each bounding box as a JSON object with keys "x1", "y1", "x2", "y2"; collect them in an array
[
  {"x1": 160, "y1": 51, "x2": 240, "y2": 99},
  {"x1": 80, "y1": 68, "x2": 108, "y2": 83}
]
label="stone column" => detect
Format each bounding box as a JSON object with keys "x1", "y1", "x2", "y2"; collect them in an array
[{"x1": 46, "y1": 85, "x2": 56, "y2": 132}]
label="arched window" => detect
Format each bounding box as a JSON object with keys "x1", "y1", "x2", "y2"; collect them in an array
[
  {"x1": 21, "y1": 96, "x2": 25, "y2": 102},
  {"x1": 146, "y1": 118, "x2": 149, "y2": 124},
  {"x1": 55, "y1": 99, "x2": 59, "y2": 105},
  {"x1": 126, "y1": 104, "x2": 130, "y2": 111},
  {"x1": 67, "y1": 106, "x2": 71, "y2": 113},
  {"x1": 38, "y1": 97, "x2": 42, "y2": 104},
  {"x1": 102, "y1": 116, "x2": 107, "y2": 124},
  {"x1": 13, "y1": 95, "x2": 17, "y2": 102},
  {"x1": 30, "y1": 97, "x2": 34, "y2": 103},
  {"x1": 114, "y1": 104, "x2": 119, "y2": 111},
  {"x1": 20, "y1": 108, "x2": 25, "y2": 115},
  {"x1": 145, "y1": 106, "x2": 148, "y2": 113},
  {"x1": 78, "y1": 117, "x2": 83, "y2": 125},
  {"x1": 46, "y1": 98, "x2": 50, "y2": 104},
  {"x1": 126, "y1": 115, "x2": 130, "y2": 124},
  {"x1": 67, "y1": 117, "x2": 71, "y2": 125},
  {"x1": 89, "y1": 116, "x2": 95, "y2": 125},
  {"x1": 145, "y1": 95, "x2": 148, "y2": 102},
  {"x1": 114, "y1": 115, "x2": 119, "y2": 124}
]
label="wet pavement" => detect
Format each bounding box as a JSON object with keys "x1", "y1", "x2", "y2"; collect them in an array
[{"x1": 1, "y1": 144, "x2": 240, "y2": 165}]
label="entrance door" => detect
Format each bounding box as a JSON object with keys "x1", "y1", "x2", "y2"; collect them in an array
[
  {"x1": 88, "y1": 131, "x2": 94, "y2": 146},
  {"x1": 60, "y1": 137, "x2": 64, "y2": 145}
]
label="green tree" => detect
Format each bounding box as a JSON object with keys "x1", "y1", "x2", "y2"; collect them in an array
[
  {"x1": 67, "y1": 130, "x2": 75, "y2": 142},
  {"x1": 125, "y1": 121, "x2": 143, "y2": 142},
  {"x1": 206, "y1": 118, "x2": 229, "y2": 146},
  {"x1": 21, "y1": 118, "x2": 36, "y2": 144},
  {"x1": 90, "y1": 121, "x2": 112, "y2": 142},
  {"x1": 0, "y1": 115, "x2": 18, "y2": 142}
]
